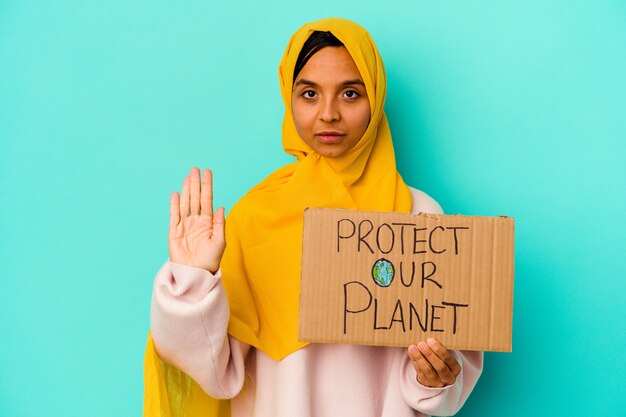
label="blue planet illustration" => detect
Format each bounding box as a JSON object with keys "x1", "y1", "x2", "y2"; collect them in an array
[{"x1": 372, "y1": 258, "x2": 394, "y2": 287}]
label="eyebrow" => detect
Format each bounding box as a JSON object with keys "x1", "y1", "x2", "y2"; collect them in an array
[{"x1": 294, "y1": 78, "x2": 366, "y2": 87}]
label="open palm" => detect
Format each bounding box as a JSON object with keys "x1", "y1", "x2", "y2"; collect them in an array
[{"x1": 168, "y1": 167, "x2": 225, "y2": 273}]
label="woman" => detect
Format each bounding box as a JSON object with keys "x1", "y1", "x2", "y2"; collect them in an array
[{"x1": 145, "y1": 17, "x2": 482, "y2": 417}]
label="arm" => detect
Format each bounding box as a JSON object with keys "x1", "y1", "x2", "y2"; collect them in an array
[
  {"x1": 403, "y1": 187, "x2": 484, "y2": 415},
  {"x1": 150, "y1": 167, "x2": 249, "y2": 399},
  {"x1": 151, "y1": 261, "x2": 249, "y2": 399}
]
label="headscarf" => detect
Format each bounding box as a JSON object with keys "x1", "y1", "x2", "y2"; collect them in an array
[
  {"x1": 143, "y1": 17, "x2": 412, "y2": 416},
  {"x1": 221, "y1": 17, "x2": 412, "y2": 361}
]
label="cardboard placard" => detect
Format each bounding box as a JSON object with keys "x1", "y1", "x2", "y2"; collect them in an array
[{"x1": 298, "y1": 208, "x2": 514, "y2": 352}]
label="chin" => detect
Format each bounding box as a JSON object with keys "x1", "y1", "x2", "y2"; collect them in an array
[
  {"x1": 315, "y1": 146, "x2": 344, "y2": 158},
  {"x1": 313, "y1": 141, "x2": 351, "y2": 158}
]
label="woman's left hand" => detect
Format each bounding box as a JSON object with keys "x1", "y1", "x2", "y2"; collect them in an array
[{"x1": 408, "y1": 338, "x2": 461, "y2": 388}]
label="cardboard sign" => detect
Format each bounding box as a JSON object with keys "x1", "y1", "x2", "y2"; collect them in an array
[{"x1": 298, "y1": 208, "x2": 514, "y2": 352}]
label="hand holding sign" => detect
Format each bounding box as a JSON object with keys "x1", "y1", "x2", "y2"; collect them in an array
[
  {"x1": 168, "y1": 167, "x2": 226, "y2": 273},
  {"x1": 408, "y1": 338, "x2": 461, "y2": 388}
]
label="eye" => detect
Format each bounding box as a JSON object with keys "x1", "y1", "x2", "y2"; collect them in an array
[
  {"x1": 343, "y1": 90, "x2": 360, "y2": 99},
  {"x1": 302, "y1": 89, "x2": 317, "y2": 99}
]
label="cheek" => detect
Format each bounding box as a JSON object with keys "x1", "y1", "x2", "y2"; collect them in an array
[
  {"x1": 292, "y1": 103, "x2": 314, "y2": 134},
  {"x1": 354, "y1": 105, "x2": 371, "y2": 134},
  {"x1": 291, "y1": 103, "x2": 302, "y2": 134},
  {"x1": 291, "y1": 94, "x2": 301, "y2": 127}
]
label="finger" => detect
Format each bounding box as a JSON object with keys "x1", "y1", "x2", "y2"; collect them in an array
[
  {"x1": 427, "y1": 338, "x2": 461, "y2": 377},
  {"x1": 180, "y1": 176, "x2": 190, "y2": 218},
  {"x1": 417, "y1": 369, "x2": 436, "y2": 388},
  {"x1": 170, "y1": 192, "x2": 181, "y2": 228},
  {"x1": 413, "y1": 356, "x2": 435, "y2": 387},
  {"x1": 201, "y1": 169, "x2": 214, "y2": 217},
  {"x1": 418, "y1": 341, "x2": 456, "y2": 386},
  {"x1": 212, "y1": 207, "x2": 226, "y2": 244},
  {"x1": 408, "y1": 345, "x2": 440, "y2": 387},
  {"x1": 190, "y1": 167, "x2": 201, "y2": 215}
]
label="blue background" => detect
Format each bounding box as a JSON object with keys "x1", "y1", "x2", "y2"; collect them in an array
[{"x1": 1, "y1": 1, "x2": 624, "y2": 415}]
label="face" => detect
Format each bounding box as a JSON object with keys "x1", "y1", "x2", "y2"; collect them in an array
[{"x1": 291, "y1": 46, "x2": 371, "y2": 158}]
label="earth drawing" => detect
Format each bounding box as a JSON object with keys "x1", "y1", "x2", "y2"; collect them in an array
[{"x1": 372, "y1": 258, "x2": 394, "y2": 287}]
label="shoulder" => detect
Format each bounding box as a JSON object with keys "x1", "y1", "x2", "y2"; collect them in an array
[{"x1": 408, "y1": 187, "x2": 444, "y2": 215}]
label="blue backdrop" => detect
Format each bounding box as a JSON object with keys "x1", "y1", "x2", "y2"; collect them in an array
[{"x1": 1, "y1": 1, "x2": 624, "y2": 415}]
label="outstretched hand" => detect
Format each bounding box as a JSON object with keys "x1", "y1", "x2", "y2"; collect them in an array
[
  {"x1": 168, "y1": 167, "x2": 226, "y2": 273},
  {"x1": 408, "y1": 338, "x2": 461, "y2": 388}
]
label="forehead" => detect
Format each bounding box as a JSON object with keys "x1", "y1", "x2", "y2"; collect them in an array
[{"x1": 296, "y1": 46, "x2": 363, "y2": 82}]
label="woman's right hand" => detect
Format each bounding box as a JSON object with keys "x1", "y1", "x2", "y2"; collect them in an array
[{"x1": 168, "y1": 167, "x2": 226, "y2": 273}]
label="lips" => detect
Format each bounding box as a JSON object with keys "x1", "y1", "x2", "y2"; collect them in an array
[{"x1": 315, "y1": 131, "x2": 346, "y2": 144}]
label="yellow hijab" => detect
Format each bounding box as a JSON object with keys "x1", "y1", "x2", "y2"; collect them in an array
[{"x1": 143, "y1": 17, "x2": 412, "y2": 416}]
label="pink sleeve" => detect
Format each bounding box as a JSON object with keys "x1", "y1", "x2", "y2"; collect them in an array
[
  {"x1": 150, "y1": 260, "x2": 249, "y2": 399},
  {"x1": 399, "y1": 349, "x2": 483, "y2": 415}
]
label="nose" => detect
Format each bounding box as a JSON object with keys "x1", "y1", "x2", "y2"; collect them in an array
[{"x1": 319, "y1": 97, "x2": 340, "y2": 123}]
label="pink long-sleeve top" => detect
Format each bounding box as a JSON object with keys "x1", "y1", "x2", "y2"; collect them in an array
[{"x1": 151, "y1": 188, "x2": 483, "y2": 417}]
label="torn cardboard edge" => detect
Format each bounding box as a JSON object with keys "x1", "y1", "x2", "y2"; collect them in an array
[{"x1": 298, "y1": 208, "x2": 515, "y2": 352}]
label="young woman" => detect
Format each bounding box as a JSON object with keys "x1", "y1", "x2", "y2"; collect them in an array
[{"x1": 145, "y1": 17, "x2": 482, "y2": 417}]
